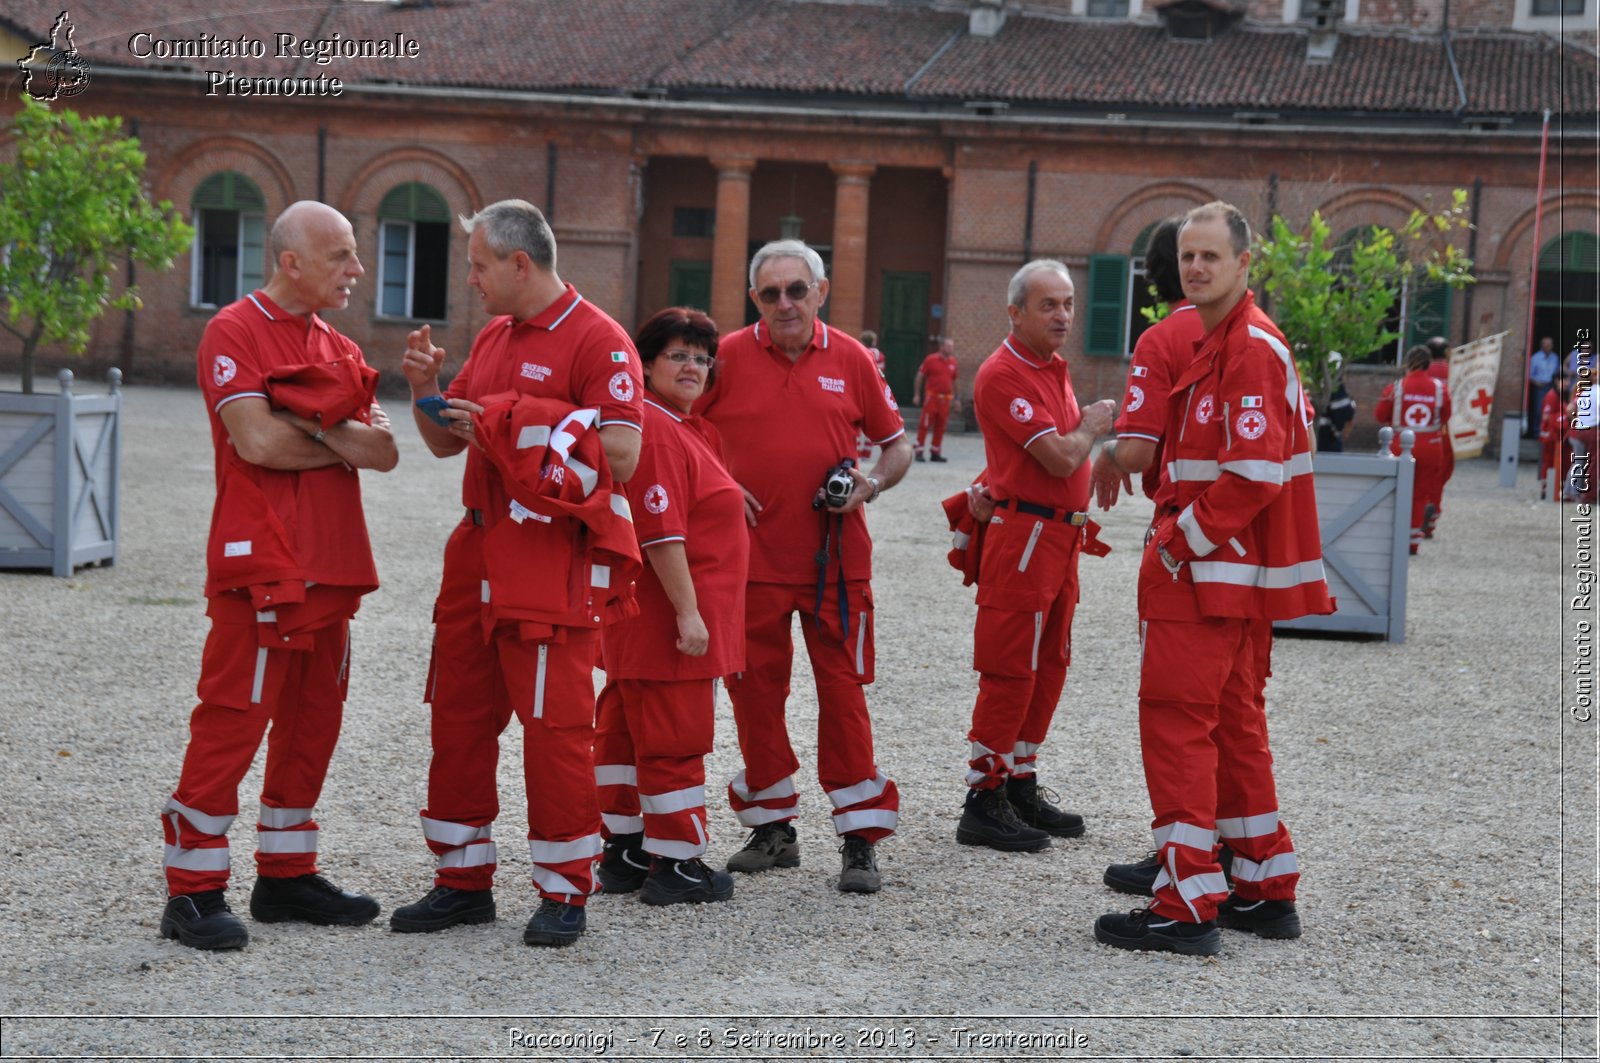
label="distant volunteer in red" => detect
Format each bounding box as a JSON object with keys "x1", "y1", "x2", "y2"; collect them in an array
[
  {"x1": 914, "y1": 338, "x2": 961, "y2": 463},
  {"x1": 697, "y1": 239, "x2": 912, "y2": 895},
  {"x1": 1374, "y1": 345, "x2": 1452, "y2": 552},
  {"x1": 160, "y1": 201, "x2": 399, "y2": 951},
  {"x1": 955, "y1": 260, "x2": 1115, "y2": 854},
  {"x1": 393, "y1": 199, "x2": 644, "y2": 948},
  {"x1": 1095, "y1": 202, "x2": 1333, "y2": 957},
  {"x1": 595, "y1": 307, "x2": 747, "y2": 907}
]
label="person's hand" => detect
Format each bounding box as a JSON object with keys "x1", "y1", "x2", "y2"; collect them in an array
[
  {"x1": 740, "y1": 484, "x2": 763, "y2": 528},
  {"x1": 368, "y1": 402, "x2": 392, "y2": 432},
  {"x1": 675, "y1": 610, "x2": 710, "y2": 656},
  {"x1": 1079, "y1": 398, "x2": 1116, "y2": 438},
  {"x1": 402, "y1": 325, "x2": 446, "y2": 390},
  {"x1": 825, "y1": 465, "x2": 874, "y2": 515},
  {"x1": 965, "y1": 481, "x2": 995, "y2": 522},
  {"x1": 441, "y1": 397, "x2": 484, "y2": 447},
  {"x1": 1091, "y1": 446, "x2": 1131, "y2": 510}
]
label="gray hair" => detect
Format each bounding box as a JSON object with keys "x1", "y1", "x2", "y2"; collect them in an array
[
  {"x1": 1007, "y1": 259, "x2": 1071, "y2": 308},
  {"x1": 459, "y1": 199, "x2": 556, "y2": 271},
  {"x1": 748, "y1": 239, "x2": 826, "y2": 289}
]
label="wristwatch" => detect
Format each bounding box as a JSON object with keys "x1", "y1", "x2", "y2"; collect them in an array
[
  {"x1": 312, "y1": 426, "x2": 327, "y2": 444},
  {"x1": 866, "y1": 476, "x2": 882, "y2": 503}
]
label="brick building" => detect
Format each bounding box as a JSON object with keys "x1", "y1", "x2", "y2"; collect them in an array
[{"x1": 1, "y1": 0, "x2": 1594, "y2": 441}]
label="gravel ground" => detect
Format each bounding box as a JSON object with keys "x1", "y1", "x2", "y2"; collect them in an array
[{"x1": 0, "y1": 381, "x2": 1594, "y2": 1061}]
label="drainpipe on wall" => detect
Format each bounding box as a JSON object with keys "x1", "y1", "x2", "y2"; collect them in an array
[
  {"x1": 1022, "y1": 159, "x2": 1037, "y2": 264},
  {"x1": 1443, "y1": 0, "x2": 1469, "y2": 118},
  {"x1": 546, "y1": 141, "x2": 558, "y2": 222}
]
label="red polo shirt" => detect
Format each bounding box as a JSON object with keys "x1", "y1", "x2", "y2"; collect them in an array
[
  {"x1": 919, "y1": 352, "x2": 959, "y2": 396},
  {"x1": 1114, "y1": 301, "x2": 1204, "y2": 505},
  {"x1": 699, "y1": 318, "x2": 905, "y2": 584},
  {"x1": 445, "y1": 284, "x2": 644, "y2": 513},
  {"x1": 602, "y1": 398, "x2": 748, "y2": 680},
  {"x1": 972, "y1": 333, "x2": 1091, "y2": 512},
  {"x1": 196, "y1": 290, "x2": 377, "y2": 598}
]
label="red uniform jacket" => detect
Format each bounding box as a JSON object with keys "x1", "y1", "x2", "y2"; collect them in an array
[{"x1": 1144, "y1": 292, "x2": 1334, "y2": 623}]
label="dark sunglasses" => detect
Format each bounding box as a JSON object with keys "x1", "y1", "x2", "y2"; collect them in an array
[
  {"x1": 755, "y1": 280, "x2": 817, "y2": 305},
  {"x1": 661, "y1": 348, "x2": 715, "y2": 368}
]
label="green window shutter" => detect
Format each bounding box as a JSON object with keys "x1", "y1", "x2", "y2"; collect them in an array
[
  {"x1": 239, "y1": 212, "x2": 264, "y2": 292},
  {"x1": 192, "y1": 171, "x2": 265, "y2": 212},
  {"x1": 1406, "y1": 281, "x2": 1452, "y2": 349},
  {"x1": 378, "y1": 182, "x2": 449, "y2": 222},
  {"x1": 1084, "y1": 253, "x2": 1128, "y2": 356}
]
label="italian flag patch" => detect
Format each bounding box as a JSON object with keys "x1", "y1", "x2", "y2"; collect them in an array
[
  {"x1": 611, "y1": 351, "x2": 629, "y2": 362},
  {"x1": 1240, "y1": 395, "x2": 1263, "y2": 408}
]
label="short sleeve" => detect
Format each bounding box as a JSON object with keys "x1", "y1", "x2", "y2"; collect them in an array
[
  {"x1": 627, "y1": 425, "x2": 691, "y2": 547},
  {"x1": 1115, "y1": 330, "x2": 1177, "y2": 442},
  {"x1": 197, "y1": 313, "x2": 268, "y2": 414},
  {"x1": 858, "y1": 350, "x2": 905, "y2": 444},
  {"x1": 572, "y1": 323, "x2": 645, "y2": 430},
  {"x1": 976, "y1": 366, "x2": 1057, "y2": 450}
]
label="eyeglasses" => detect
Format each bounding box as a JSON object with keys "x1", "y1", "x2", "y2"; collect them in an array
[
  {"x1": 755, "y1": 280, "x2": 817, "y2": 305},
  {"x1": 661, "y1": 349, "x2": 715, "y2": 368}
]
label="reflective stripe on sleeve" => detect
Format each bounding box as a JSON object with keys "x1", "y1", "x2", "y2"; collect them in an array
[
  {"x1": 1188, "y1": 558, "x2": 1327, "y2": 589},
  {"x1": 1218, "y1": 459, "x2": 1285, "y2": 484},
  {"x1": 1176, "y1": 503, "x2": 1217, "y2": 557},
  {"x1": 1168, "y1": 458, "x2": 1219, "y2": 482}
]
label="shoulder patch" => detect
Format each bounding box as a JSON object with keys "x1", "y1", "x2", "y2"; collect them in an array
[
  {"x1": 212, "y1": 355, "x2": 237, "y2": 387},
  {"x1": 1010, "y1": 397, "x2": 1034, "y2": 423}
]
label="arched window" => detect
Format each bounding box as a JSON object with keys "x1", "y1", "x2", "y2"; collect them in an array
[
  {"x1": 1084, "y1": 219, "x2": 1160, "y2": 358},
  {"x1": 376, "y1": 182, "x2": 450, "y2": 320},
  {"x1": 190, "y1": 172, "x2": 265, "y2": 308},
  {"x1": 1536, "y1": 231, "x2": 1599, "y2": 366}
]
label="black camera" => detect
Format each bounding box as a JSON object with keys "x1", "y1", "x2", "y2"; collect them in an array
[{"x1": 814, "y1": 458, "x2": 856, "y2": 510}]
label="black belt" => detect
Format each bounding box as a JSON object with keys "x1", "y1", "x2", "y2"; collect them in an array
[
  {"x1": 997, "y1": 498, "x2": 1087, "y2": 526},
  {"x1": 466, "y1": 507, "x2": 484, "y2": 526}
]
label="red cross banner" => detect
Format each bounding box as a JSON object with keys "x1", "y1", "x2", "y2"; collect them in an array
[{"x1": 1446, "y1": 331, "x2": 1507, "y2": 459}]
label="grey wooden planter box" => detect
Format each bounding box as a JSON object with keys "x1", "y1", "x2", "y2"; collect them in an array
[
  {"x1": 1275, "y1": 427, "x2": 1416, "y2": 643},
  {"x1": 0, "y1": 368, "x2": 122, "y2": 577}
]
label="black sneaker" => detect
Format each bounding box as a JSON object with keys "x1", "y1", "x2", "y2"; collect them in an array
[
  {"x1": 388, "y1": 886, "x2": 496, "y2": 933},
  {"x1": 640, "y1": 857, "x2": 735, "y2": 906},
  {"x1": 930, "y1": 454, "x2": 948, "y2": 463},
  {"x1": 1217, "y1": 896, "x2": 1303, "y2": 939},
  {"x1": 597, "y1": 832, "x2": 650, "y2": 894},
  {"x1": 914, "y1": 451, "x2": 927, "y2": 462},
  {"x1": 1104, "y1": 851, "x2": 1162, "y2": 896},
  {"x1": 1006, "y1": 775, "x2": 1085, "y2": 838},
  {"x1": 838, "y1": 834, "x2": 882, "y2": 894},
  {"x1": 160, "y1": 890, "x2": 249, "y2": 951},
  {"x1": 1422, "y1": 502, "x2": 1439, "y2": 539},
  {"x1": 523, "y1": 898, "x2": 585, "y2": 947},
  {"x1": 725, "y1": 822, "x2": 800, "y2": 873},
  {"x1": 1094, "y1": 907, "x2": 1221, "y2": 956},
  {"x1": 956, "y1": 786, "x2": 1051, "y2": 852},
  {"x1": 250, "y1": 874, "x2": 379, "y2": 927},
  {"x1": 1104, "y1": 845, "x2": 1236, "y2": 897}
]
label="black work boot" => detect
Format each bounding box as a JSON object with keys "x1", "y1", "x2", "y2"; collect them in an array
[
  {"x1": 1105, "y1": 845, "x2": 1236, "y2": 897},
  {"x1": 1217, "y1": 896, "x2": 1303, "y2": 939},
  {"x1": 725, "y1": 822, "x2": 800, "y2": 873},
  {"x1": 837, "y1": 834, "x2": 882, "y2": 894},
  {"x1": 1094, "y1": 907, "x2": 1221, "y2": 956},
  {"x1": 956, "y1": 786, "x2": 1051, "y2": 852},
  {"x1": 640, "y1": 857, "x2": 735, "y2": 906},
  {"x1": 597, "y1": 832, "x2": 650, "y2": 894},
  {"x1": 250, "y1": 873, "x2": 380, "y2": 926},
  {"x1": 388, "y1": 886, "x2": 496, "y2": 933},
  {"x1": 523, "y1": 898, "x2": 585, "y2": 947},
  {"x1": 160, "y1": 890, "x2": 249, "y2": 951},
  {"x1": 1006, "y1": 774, "x2": 1086, "y2": 838}
]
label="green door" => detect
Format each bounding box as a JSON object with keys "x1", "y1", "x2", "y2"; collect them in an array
[
  {"x1": 668, "y1": 260, "x2": 712, "y2": 313},
  {"x1": 879, "y1": 271, "x2": 930, "y2": 401}
]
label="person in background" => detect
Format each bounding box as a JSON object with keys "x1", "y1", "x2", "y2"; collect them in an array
[
  {"x1": 914, "y1": 337, "x2": 960, "y2": 463},
  {"x1": 594, "y1": 307, "x2": 747, "y2": 906},
  {"x1": 1527, "y1": 337, "x2": 1559, "y2": 439},
  {"x1": 1375, "y1": 345, "x2": 1451, "y2": 554}
]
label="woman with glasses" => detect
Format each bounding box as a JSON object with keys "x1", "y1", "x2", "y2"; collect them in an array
[{"x1": 594, "y1": 307, "x2": 748, "y2": 905}]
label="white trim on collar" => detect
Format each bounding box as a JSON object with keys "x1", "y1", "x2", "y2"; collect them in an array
[
  {"x1": 1003, "y1": 338, "x2": 1048, "y2": 367},
  {"x1": 548, "y1": 291, "x2": 584, "y2": 330},
  {"x1": 245, "y1": 293, "x2": 274, "y2": 321},
  {"x1": 643, "y1": 397, "x2": 685, "y2": 423}
]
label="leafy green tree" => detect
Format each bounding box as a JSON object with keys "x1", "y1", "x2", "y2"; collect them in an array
[
  {"x1": 1251, "y1": 189, "x2": 1475, "y2": 411},
  {"x1": 0, "y1": 98, "x2": 192, "y2": 393}
]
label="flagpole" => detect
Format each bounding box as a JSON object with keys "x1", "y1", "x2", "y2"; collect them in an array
[{"x1": 1521, "y1": 107, "x2": 1552, "y2": 429}]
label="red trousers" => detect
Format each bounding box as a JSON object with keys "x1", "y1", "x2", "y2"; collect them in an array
[
  {"x1": 917, "y1": 393, "x2": 953, "y2": 454},
  {"x1": 163, "y1": 615, "x2": 350, "y2": 896},
  {"x1": 967, "y1": 513, "x2": 1081, "y2": 788},
  {"x1": 1139, "y1": 616, "x2": 1298, "y2": 924},
  {"x1": 1393, "y1": 433, "x2": 1447, "y2": 546},
  {"x1": 594, "y1": 678, "x2": 714, "y2": 859},
  {"x1": 724, "y1": 580, "x2": 899, "y2": 841},
  {"x1": 420, "y1": 522, "x2": 601, "y2": 903}
]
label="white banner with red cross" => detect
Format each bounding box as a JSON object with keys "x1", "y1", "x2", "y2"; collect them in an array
[{"x1": 1448, "y1": 331, "x2": 1508, "y2": 459}]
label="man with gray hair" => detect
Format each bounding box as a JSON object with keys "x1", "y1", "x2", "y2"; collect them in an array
[
  {"x1": 956, "y1": 259, "x2": 1114, "y2": 853},
  {"x1": 393, "y1": 199, "x2": 644, "y2": 947},
  {"x1": 697, "y1": 239, "x2": 912, "y2": 893}
]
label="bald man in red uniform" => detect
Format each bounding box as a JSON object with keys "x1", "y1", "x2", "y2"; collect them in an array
[
  {"x1": 914, "y1": 338, "x2": 960, "y2": 462},
  {"x1": 160, "y1": 201, "x2": 398, "y2": 951}
]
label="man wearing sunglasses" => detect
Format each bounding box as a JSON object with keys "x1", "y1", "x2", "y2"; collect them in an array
[{"x1": 697, "y1": 239, "x2": 912, "y2": 894}]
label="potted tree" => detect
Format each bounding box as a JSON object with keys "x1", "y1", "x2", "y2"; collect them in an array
[
  {"x1": 1251, "y1": 192, "x2": 1474, "y2": 640},
  {"x1": 0, "y1": 98, "x2": 191, "y2": 575}
]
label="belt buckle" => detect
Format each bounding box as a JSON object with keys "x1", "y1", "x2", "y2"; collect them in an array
[{"x1": 1068, "y1": 512, "x2": 1087, "y2": 527}]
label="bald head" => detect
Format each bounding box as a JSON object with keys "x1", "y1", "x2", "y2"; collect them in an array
[{"x1": 262, "y1": 200, "x2": 363, "y2": 316}]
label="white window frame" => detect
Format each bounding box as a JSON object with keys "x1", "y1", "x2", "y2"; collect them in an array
[
  {"x1": 377, "y1": 219, "x2": 417, "y2": 319},
  {"x1": 1072, "y1": 0, "x2": 1142, "y2": 17},
  {"x1": 1284, "y1": 0, "x2": 1359, "y2": 22},
  {"x1": 190, "y1": 208, "x2": 264, "y2": 309},
  {"x1": 1515, "y1": 0, "x2": 1591, "y2": 30}
]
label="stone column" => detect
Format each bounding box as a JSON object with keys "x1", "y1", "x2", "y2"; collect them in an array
[
  {"x1": 710, "y1": 158, "x2": 756, "y2": 334},
  {"x1": 829, "y1": 162, "x2": 875, "y2": 338}
]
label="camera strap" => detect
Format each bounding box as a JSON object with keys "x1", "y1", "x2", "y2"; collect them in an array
[{"x1": 813, "y1": 512, "x2": 850, "y2": 644}]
